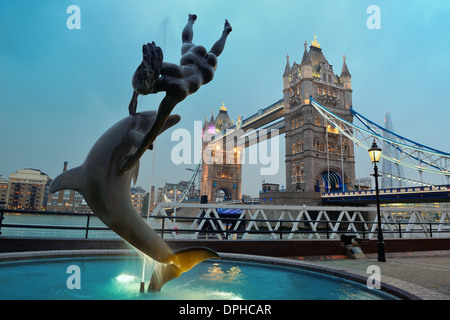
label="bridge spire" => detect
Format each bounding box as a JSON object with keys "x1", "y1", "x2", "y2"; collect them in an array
[
  {"x1": 283, "y1": 53, "x2": 291, "y2": 76},
  {"x1": 300, "y1": 40, "x2": 311, "y2": 66},
  {"x1": 341, "y1": 54, "x2": 351, "y2": 77},
  {"x1": 220, "y1": 102, "x2": 227, "y2": 112},
  {"x1": 311, "y1": 35, "x2": 321, "y2": 48}
]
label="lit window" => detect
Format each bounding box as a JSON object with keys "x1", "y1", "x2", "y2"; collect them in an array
[
  {"x1": 315, "y1": 116, "x2": 321, "y2": 126},
  {"x1": 327, "y1": 124, "x2": 339, "y2": 134}
]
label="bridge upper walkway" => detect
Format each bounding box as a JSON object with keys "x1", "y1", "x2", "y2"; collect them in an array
[{"x1": 322, "y1": 185, "x2": 450, "y2": 204}]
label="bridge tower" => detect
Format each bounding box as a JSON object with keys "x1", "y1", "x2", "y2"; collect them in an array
[
  {"x1": 200, "y1": 103, "x2": 242, "y2": 203},
  {"x1": 283, "y1": 37, "x2": 355, "y2": 196}
]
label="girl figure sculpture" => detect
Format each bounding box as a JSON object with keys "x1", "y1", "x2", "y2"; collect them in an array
[{"x1": 122, "y1": 14, "x2": 232, "y2": 171}]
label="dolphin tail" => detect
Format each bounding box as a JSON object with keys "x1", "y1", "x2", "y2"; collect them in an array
[
  {"x1": 148, "y1": 263, "x2": 181, "y2": 292},
  {"x1": 148, "y1": 246, "x2": 220, "y2": 291},
  {"x1": 50, "y1": 166, "x2": 83, "y2": 194}
]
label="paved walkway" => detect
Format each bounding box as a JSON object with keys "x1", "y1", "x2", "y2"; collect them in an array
[{"x1": 294, "y1": 250, "x2": 450, "y2": 299}]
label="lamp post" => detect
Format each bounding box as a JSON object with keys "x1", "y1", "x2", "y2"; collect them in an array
[{"x1": 368, "y1": 139, "x2": 386, "y2": 262}]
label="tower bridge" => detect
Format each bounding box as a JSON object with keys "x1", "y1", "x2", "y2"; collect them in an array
[{"x1": 177, "y1": 37, "x2": 450, "y2": 205}]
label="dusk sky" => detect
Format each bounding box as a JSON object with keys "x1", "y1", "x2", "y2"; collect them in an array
[{"x1": 1, "y1": 0, "x2": 450, "y2": 197}]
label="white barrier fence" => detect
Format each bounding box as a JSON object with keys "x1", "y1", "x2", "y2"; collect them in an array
[{"x1": 148, "y1": 203, "x2": 450, "y2": 240}]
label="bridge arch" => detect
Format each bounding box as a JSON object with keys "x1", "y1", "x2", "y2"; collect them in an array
[
  {"x1": 214, "y1": 188, "x2": 232, "y2": 202},
  {"x1": 320, "y1": 170, "x2": 342, "y2": 192}
]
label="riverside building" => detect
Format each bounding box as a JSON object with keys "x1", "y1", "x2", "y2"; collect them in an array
[{"x1": 7, "y1": 168, "x2": 51, "y2": 210}]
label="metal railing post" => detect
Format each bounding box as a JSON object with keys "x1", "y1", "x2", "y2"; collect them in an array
[
  {"x1": 225, "y1": 221, "x2": 229, "y2": 240},
  {"x1": 0, "y1": 209, "x2": 4, "y2": 235},
  {"x1": 85, "y1": 214, "x2": 91, "y2": 239},
  {"x1": 279, "y1": 221, "x2": 283, "y2": 240}
]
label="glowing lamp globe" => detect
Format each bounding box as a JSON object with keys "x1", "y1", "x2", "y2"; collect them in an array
[{"x1": 368, "y1": 140, "x2": 382, "y2": 164}]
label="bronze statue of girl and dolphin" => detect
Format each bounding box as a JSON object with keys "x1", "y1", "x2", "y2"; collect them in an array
[{"x1": 51, "y1": 14, "x2": 232, "y2": 291}]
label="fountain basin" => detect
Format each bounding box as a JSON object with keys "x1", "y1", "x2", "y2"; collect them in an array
[{"x1": 0, "y1": 250, "x2": 402, "y2": 300}]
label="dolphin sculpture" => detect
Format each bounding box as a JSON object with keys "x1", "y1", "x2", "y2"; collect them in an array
[{"x1": 50, "y1": 111, "x2": 219, "y2": 291}]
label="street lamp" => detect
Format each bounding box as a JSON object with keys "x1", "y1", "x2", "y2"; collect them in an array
[{"x1": 368, "y1": 139, "x2": 386, "y2": 262}]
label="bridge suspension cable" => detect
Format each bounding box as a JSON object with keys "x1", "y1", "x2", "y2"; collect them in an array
[
  {"x1": 163, "y1": 162, "x2": 201, "y2": 203},
  {"x1": 310, "y1": 97, "x2": 450, "y2": 176}
]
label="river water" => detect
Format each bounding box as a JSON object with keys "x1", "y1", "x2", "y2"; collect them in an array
[
  {"x1": 1, "y1": 213, "x2": 116, "y2": 238},
  {"x1": 0, "y1": 213, "x2": 196, "y2": 239}
]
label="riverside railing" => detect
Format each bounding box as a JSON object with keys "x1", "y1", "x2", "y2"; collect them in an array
[
  {"x1": 1, "y1": 204, "x2": 449, "y2": 240},
  {"x1": 0, "y1": 208, "x2": 110, "y2": 239}
]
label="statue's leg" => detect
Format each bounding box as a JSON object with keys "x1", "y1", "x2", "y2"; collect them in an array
[
  {"x1": 181, "y1": 14, "x2": 197, "y2": 55},
  {"x1": 182, "y1": 14, "x2": 196, "y2": 42},
  {"x1": 209, "y1": 20, "x2": 232, "y2": 57}
]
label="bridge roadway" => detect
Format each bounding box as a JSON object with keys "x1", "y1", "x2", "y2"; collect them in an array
[
  {"x1": 208, "y1": 99, "x2": 285, "y2": 149},
  {"x1": 240, "y1": 99, "x2": 284, "y2": 131},
  {"x1": 321, "y1": 185, "x2": 450, "y2": 204}
]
